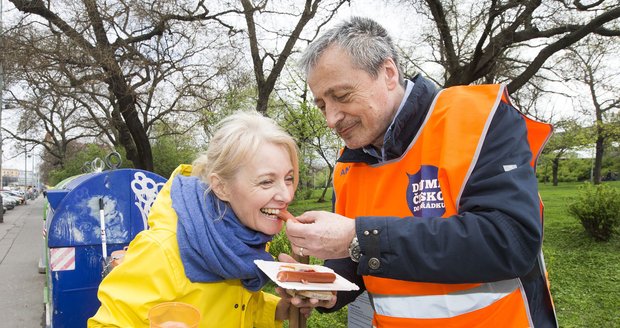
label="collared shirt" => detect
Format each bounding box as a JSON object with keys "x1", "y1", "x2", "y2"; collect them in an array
[{"x1": 363, "y1": 80, "x2": 415, "y2": 161}]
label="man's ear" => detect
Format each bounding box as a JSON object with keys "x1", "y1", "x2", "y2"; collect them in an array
[
  {"x1": 209, "y1": 174, "x2": 230, "y2": 202},
  {"x1": 383, "y1": 57, "x2": 399, "y2": 90}
]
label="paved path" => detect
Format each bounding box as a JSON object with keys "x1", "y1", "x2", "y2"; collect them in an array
[{"x1": 0, "y1": 197, "x2": 46, "y2": 327}]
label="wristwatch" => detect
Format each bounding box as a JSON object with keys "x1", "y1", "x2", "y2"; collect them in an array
[{"x1": 348, "y1": 236, "x2": 361, "y2": 262}]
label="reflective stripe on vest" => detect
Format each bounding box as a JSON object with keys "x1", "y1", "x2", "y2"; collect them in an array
[{"x1": 372, "y1": 278, "x2": 521, "y2": 319}]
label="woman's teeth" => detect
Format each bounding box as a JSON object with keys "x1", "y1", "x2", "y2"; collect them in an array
[{"x1": 260, "y1": 208, "x2": 281, "y2": 216}]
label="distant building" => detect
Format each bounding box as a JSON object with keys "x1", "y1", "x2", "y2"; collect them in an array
[
  {"x1": 2, "y1": 168, "x2": 20, "y2": 178},
  {"x1": 1, "y1": 168, "x2": 35, "y2": 188}
]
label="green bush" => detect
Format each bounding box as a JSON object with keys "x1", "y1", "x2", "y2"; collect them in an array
[
  {"x1": 296, "y1": 187, "x2": 315, "y2": 200},
  {"x1": 568, "y1": 183, "x2": 620, "y2": 241},
  {"x1": 268, "y1": 230, "x2": 292, "y2": 258}
]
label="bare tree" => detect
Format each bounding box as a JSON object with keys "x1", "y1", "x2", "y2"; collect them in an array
[
  {"x1": 400, "y1": 0, "x2": 620, "y2": 94},
  {"x1": 562, "y1": 37, "x2": 620, "y2": 184},
  {"x1": 11, "y1": 92, "x2": 99, "y2": 169},
  {"x1": 237, "y1": 0, "x2": 350, "y2": 114},
  {"x1": 6, "y1": 0, "x2": 238, "y2": 170}
]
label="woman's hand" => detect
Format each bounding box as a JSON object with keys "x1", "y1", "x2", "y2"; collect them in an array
[
  {"x1": 274, "y1": 254, "x2": 337, "y2": 320},
  {"x1": 274, "y1": 286, "x2": 337, "y2": 320}
]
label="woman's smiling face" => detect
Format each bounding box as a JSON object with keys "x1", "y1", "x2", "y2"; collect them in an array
[{"x1": 217, "y1": 142, "x2": 295, "y2": 236}]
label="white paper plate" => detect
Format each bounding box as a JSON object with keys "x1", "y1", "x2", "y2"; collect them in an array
[{"x1": 254, "y1": 260, "x2": 360, "y2": 291}]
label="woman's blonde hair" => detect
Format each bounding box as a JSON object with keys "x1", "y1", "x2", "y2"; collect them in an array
[{"x1": 192, "y1": 111, "x2": 299, "y2": 191}]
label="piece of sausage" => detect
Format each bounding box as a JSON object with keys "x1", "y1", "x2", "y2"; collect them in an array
[
  {"x1": 277, "y1": 209, "x2": 297, "y2": 222},
  {"x1": 276, "y1": 270, "x2": 337, "y2": 283}
]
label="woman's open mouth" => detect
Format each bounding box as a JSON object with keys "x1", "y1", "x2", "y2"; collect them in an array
[{"x1": 260, "y1": 208, "x2": 282, "y2": 220}]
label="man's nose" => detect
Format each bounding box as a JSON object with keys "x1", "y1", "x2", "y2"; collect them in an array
[{"x1": 324, "y1": 103, "x2": 344, "y2": 129}]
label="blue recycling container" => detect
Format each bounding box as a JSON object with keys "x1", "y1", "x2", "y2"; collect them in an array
[{"x1": 44, "y1": 169, "x2": 166, "y2": 328}]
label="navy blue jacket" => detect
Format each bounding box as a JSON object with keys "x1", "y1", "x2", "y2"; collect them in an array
[{"x1": 321, "y1": 75, "x2": 557, "y2": 327}]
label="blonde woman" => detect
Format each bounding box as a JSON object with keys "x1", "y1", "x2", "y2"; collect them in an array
[{"x1": 89, "y1": 111, "x2": 329, "y2": 328}]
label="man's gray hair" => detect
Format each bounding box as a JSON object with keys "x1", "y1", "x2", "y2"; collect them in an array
[{"x1": 299, "y1": 16, "x2": 404, "y2": 85}]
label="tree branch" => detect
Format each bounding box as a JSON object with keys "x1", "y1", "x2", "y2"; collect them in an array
[
  {"x1": 425, "y1": 0, "x2": 458, "y2": 72},
  {"x1": 508, "y1": 6, "x2": 620, "y2": 92}
]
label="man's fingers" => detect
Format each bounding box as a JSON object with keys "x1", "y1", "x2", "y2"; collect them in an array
[
  {"x1": 292, "y1": 212, "x2": 317, "y2": 224},
  {"x1": 285, "y1": 221, "x2": 309, "y2": 243}
]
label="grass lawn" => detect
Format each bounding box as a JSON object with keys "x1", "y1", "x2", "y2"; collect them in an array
[
  {"x1": 539, "y1": 181, "x2": 620, "y2": 327},
  {"x1": 276, "y1": 181, "x2": 620, "y2": 327}
]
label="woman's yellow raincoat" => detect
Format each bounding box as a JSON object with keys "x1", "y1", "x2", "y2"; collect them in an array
[{"x1": 88, "y1": 165, "x2": 282, "y2": 328}]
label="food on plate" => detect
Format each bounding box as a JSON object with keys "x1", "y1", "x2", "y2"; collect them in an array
[{"x1": 276, "y1": 269, "x2": 337, "y2": 284}]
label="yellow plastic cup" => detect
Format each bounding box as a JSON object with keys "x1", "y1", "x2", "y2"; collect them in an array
[{"x1": 148, "y1": 302, "x2": 201, "y2": 328}]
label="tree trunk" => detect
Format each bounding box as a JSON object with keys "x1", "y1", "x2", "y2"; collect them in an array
[
  {"x1": 552, "y1": 157, "x2": 560, "y2": 186},
  {"x1": 107, "y1": 74, "x2": 153, "y2": 171},
  {"x1": 256, "y1": 86, "x2": 270, "y2": 115},
  {"x1": 317, "y1": 167, "x2": 333, "y2": 203},
  {"x1": 593, "y1": 134, "x2": 604, "y2": 185}
]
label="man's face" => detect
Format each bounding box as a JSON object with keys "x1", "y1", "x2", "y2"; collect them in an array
[{"x1": 307, "y1": 45, "x2": 399, "y2": 149}]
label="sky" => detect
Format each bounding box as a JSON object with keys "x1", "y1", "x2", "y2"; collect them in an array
[
  {"x1": 0, "y1": 0, "x2": 411, "y2": 172},
  {"x1": 1, "y1": 1, "x2": 605, "y2": 171}
]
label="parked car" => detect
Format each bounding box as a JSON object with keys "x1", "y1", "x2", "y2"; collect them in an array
[
  {"x1": 1, "y1": 193, "x2": 19, "y2": 209},
  {"x1": 2, "y1": 190, "x2": 25, "y2": 204},
  {"x1": 2, "y1": 198, "x2": 15, "y2": 210}
]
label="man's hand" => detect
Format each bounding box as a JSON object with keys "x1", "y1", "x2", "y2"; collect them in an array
[{"x1": 285, "y1": 211, "x2": 356, "y2": 260}]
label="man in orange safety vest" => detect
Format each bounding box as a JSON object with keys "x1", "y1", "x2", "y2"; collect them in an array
[{"x1": 286, "y1": 17, "x2": 558, "y2": 328}]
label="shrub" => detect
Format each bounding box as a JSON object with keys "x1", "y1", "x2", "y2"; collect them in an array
[
  {"x1": 268, "y1": 230, "x2": 292, "y2": 258},
  {"x1": 568, "y1": 183, "x2": 620, "y2": 241},
  {"x1": 293, "y1": 186, "x2": 315, "y2": 201}
]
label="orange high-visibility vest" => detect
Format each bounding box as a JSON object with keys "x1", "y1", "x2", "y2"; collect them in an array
[{"x1": 333, "y1": 84, "x2": 552, "y2": 327}]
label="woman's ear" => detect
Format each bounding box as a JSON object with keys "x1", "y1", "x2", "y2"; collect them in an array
[{"x1": 209, "y1": 174, "x2": 230, "y2": 201}]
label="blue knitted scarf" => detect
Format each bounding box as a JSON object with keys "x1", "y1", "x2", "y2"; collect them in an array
[{"x1": 171, "y1": 175, "x2": 273, "y2": 291}]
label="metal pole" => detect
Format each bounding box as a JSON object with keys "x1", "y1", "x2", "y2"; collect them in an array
[
  {"x1": 1, "y1": 0, "x2": 4, "y2": 222},
  {"x1": 0, "y1": 0, "x2": 4, "y2": 192},
  {"x1": 24, "y1": 147, "x2": 27, "y2": 204},
  {"x1": 32, "y1": 151, "x2": 35, "y2": 191}
]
